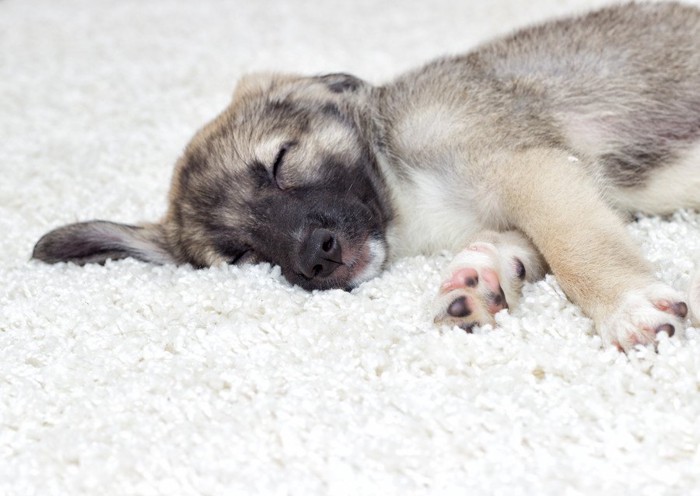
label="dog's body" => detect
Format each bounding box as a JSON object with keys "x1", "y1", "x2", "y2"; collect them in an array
[{"x1": 33, "y1": 2, "x2": 700, "y2": 350}]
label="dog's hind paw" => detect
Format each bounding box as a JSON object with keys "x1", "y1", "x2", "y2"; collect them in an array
[
  {"x1": 433, "y1": 232, "x2": 545, "y2": 332},
  {"x1": 598, "y1": 284, "x2": 688, "y2": 351}
]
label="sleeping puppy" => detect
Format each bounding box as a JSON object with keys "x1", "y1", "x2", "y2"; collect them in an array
[{"x1": 33, "y1": 2, "x2": 700, "y2": 350}]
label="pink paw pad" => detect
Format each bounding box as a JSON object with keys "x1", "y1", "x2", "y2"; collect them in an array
[
  {"x1": 481, "y1": 268, "x2": 507, "y2": 313},
  {"x1": 654, "y1": 300, "x2": 688, "y2": 319},
  {"x1": 480, "y1": 268, "x2": 501, "y2": 294},
  {"x1": 440, "y1": 268, "x2": 479, "y2": 293}
]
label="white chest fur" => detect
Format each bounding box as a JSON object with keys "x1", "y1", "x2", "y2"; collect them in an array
[{"x1": 385, "y1": 168, "x2": 486, "y2": 259}]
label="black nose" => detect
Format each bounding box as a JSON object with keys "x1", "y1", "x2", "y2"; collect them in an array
[{"x1": 299, "y1": 228, "x2": 343, "y2": 280}]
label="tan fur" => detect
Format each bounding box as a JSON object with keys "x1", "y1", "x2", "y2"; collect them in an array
[{"x1": 495, "y1": 148, "x2": 654, "y2": 324}]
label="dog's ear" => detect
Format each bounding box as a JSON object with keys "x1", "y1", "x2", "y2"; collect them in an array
[
  {"x1": 232, "y1": 72, "x2": 276, "y2": 100},
  {"x1": 32, "y1": 220, "x2": 176, "y2": 266},
  {"x1": 231, "y1": 72, "x2": 301, "y2": 101},
  {"x1": 317, "y1": 73, "x2": 366, "y2": 93}
]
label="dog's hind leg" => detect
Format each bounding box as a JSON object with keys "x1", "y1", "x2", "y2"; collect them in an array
[{"x1": 432, "y1": 230, "x2": 547, "y2": 332}]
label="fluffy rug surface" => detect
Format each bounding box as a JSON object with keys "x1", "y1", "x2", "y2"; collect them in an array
[{"x1": 3, "y1": 0, "x2": 700, "y2": 494}]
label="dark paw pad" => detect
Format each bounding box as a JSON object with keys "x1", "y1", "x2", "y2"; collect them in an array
[
  {"x1": 514, "y1": 258, "x2": 526, "y2": 280},
  {"x1": 447, "y1": 296, "x2": 471, "y2": 318},
  {"x1": 655, "y1": 324, "x2": 675, "y2": 337}
]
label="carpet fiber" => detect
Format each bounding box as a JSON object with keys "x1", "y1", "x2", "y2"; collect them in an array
[{"x1": 3, "y1": 0, "x2": 700, "y2": 494}]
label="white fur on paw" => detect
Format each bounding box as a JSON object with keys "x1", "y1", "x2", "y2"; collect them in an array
[
  {"x1": 689, "y1": 267, "x2": 700, "y2": 325},
  {"x1": 433, "y1": 242, "x2": 527, "y2": 331},
  {"x1": 599, "y1": 284, "x2": 687, "y2": 351}
]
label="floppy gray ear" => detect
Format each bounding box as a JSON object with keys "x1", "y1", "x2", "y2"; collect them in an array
[
  {"x1": 318, "y1": 73, "x2": 367, "y2": 93},
  {"x1": 32, "y1": 220, "x2": 175, "y2": 266}
]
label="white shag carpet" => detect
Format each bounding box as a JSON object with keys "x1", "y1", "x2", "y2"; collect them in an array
[{"x1": 3, "y1": 0, "x2": 700, "y2": 494}]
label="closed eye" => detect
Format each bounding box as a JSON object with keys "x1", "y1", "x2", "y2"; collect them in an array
[
  {"x1": 272, "y1": 145, "x2": 288, "y2": 181},
  {"x1": 228, "y1": 249, "x2": 253, "y2": 265},
  {"x1": 272, "y1": 142, "x2": 296, "y2": 187}
]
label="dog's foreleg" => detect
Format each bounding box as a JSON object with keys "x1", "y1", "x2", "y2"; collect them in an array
[
  {"x1": 496, "y1": 148, "x2": 687, "y2": 350},
  {"x1": 433, "y1": 230, "x2": 547, "y2": 332}
]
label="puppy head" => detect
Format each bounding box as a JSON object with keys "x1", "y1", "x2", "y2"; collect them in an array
[{"x1": 33, "y1": 73, "x2": 393, "y2": 290}]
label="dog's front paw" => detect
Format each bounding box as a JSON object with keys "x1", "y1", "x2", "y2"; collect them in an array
[
  {"x1": 433, "y1": 241, "x2": 529, "y2": 332},
  {"x1": 599, "y1": 284, "x2": 688, "y2": 351}
]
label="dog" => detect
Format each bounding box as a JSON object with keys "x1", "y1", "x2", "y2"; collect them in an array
[{"x1": 33, "y1": 2, "x2": 700, "y2": 351}]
